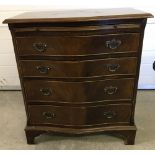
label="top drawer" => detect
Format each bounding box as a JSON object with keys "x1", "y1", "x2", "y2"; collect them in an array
[{"x1": 16, "y1": 33, "x2": 140, "y2": 56}]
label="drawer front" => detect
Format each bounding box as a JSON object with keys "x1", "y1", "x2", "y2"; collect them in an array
[
  {"x1": 28, "y1": 104, "x2": 132, "y2": 126},
  {"x1": 20, "y1": 57, "x2": 137, "y2": 78},
  {"x1": 24, "y1": 78, "x2": 134, "y2": 102},
  {"x1": 16, "y1": 33, "x2": 140, "y2": 56}
]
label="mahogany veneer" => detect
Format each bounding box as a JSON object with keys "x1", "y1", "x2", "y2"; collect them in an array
[{"x1": 3, "y1": 8, "x2": 153, "y2": 145}]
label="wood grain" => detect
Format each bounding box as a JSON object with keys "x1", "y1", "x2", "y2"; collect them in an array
[
  {"x1": 16, "y1": 33, "x2": 140, "y2": 56},
  {"x1": 28, "y1": 104, "x2": 132, "y2": 126},
  {"x1": 4, "y1": 8, "x2": 151, "y2": 144},
  {"x1": 20, "y1": 57, "x2": 137, "y2": 78},
  {"x1": 3, "y1": 8, "x2": 153, "y2": 23},
  {"x1": 24, "y1": 78, "x2": 135, "y2": 103}
]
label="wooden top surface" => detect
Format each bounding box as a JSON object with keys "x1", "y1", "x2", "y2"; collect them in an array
[{"x1": 3, "y1": 8, "x2": 153, "y2": 24}]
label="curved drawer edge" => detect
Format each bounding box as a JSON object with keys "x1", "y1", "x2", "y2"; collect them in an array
[
  {"x1": 27, "y1": 99, "x2": 133, "y2": 106},
  {"x1": 25, "y1": 125, "x2": 137, "y2": 135}
]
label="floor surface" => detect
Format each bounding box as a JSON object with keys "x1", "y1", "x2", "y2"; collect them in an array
[{"x1": 0, "y1": 90, "x2": 155, "y2": 149}]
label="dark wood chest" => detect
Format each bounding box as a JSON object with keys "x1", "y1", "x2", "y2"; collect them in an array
[{"x1": 3, "y1": 8, "x2": 153, "y2": 145}]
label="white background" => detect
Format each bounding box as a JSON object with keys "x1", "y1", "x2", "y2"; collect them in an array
[{"x1": 0, "y1": 0, "x2": 155, "y2": 89}]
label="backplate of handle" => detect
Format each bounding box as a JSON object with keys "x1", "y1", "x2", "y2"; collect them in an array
[
  {"x1": 103, "y1": 111, "x2": 116, "y2": 119},
  {"x1": 106, "y1": 64, "x2": 120, "y2": 72},
  {"x1": 36, "y1": 66, "x2": 51, "y2": 74},
  {"x1": 42, "y1": 111, "x2": 56, "y2": 119},
  {"x1": 104, "y1": 86, "x2": 118, "y2": 95},
  {"x1": 106, "y1": 39, "x2": 122, "y2": 49},
  {"x1": 40, "y1": 88, "x2": 52, "y2": 96},
  {"x1": 33, "y1": 42, "x2": 47, "y2": 52}
]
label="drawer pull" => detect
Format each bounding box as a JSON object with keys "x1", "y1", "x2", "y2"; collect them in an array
[
  {"x1": 107, "y1": 64, "x2": 120, "y2": 72},
  {"x1": 36, "y1": 66, "x2": 51, "y2": 74},
  {"x1": 40, "y1": 88, "x2": 52, "y2": 96},
  {"x1": 103, "y1": 111, "x2": 116, "y2": 119},
  {"x1": 42, "y1": 111, "x2": 56, "y2": 119},
  {"x1": 106, "y1": 39, "x2": 122, "y2": 49},
  {"x1": 33, "y1": 42, "x2": 47, "y2": 52},
  {"x1": 104, "y1": 86, "x2": 118, "y2": 95}
]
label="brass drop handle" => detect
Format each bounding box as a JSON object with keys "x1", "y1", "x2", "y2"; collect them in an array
[
  {"x1": 42, "y1": 111, "x2": 56, "y2": 119},
  {"x1": 104, "y1": 86, "x2": 118, "y2": 95},
  {"x1": 36, "y1": 66, "x2": 51, "y2": 74},
  {"x1": 107, "y1": 64, "x2": 120, "y2": 72},
  {"x1": 33, "y1": 42, "x2": 47, "y2": 52},
  {"x1": 106, "y1": 39, "x2": 122, "y2": 49},
  {"x1": 104, "y1": 111, "x2": 116, "y2": 119},
  {"x1": 40, "y1": 88, "x2": 52, "y2": 96}
]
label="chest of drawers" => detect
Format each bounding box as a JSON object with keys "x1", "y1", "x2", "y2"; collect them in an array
[{"x1": 3, "y1": 8, "x2": 153, "y2": 145}]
